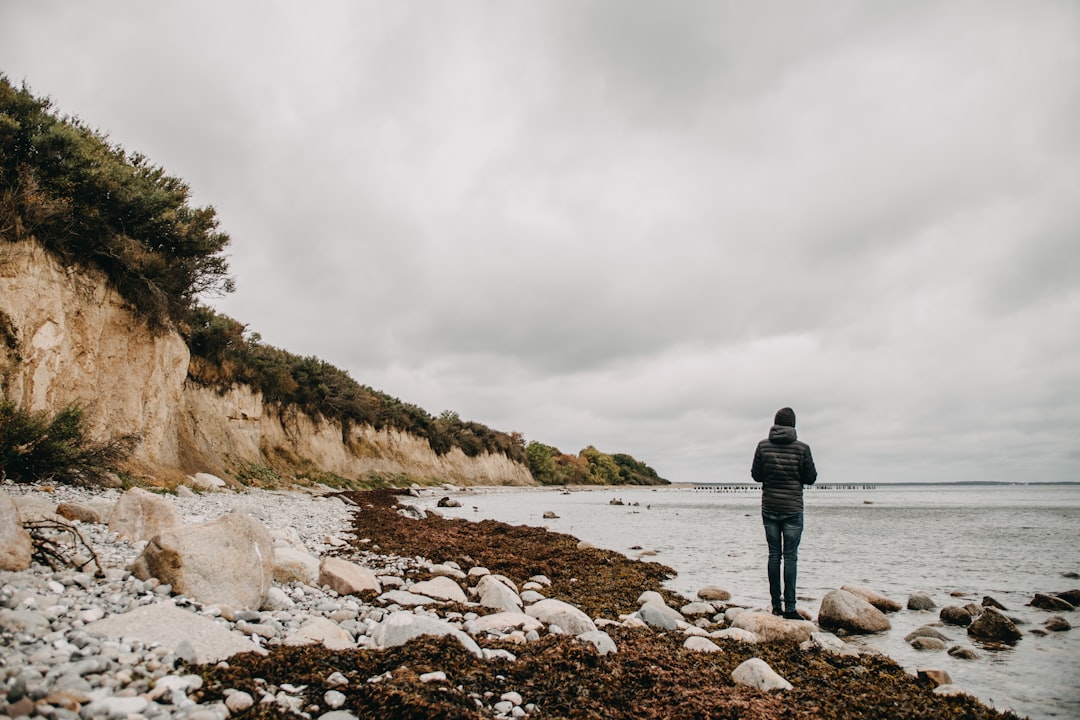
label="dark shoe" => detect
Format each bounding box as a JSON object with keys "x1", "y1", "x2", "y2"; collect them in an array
[
  {"x1": 783, "y1": 610, "x2": 802, "y2": 620},
  {"x1": 771, "y1": 607, "x2": 783, "y2": 616}
]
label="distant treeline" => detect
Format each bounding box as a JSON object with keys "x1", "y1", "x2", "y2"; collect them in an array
[{"x1": 0, "y1": 76, "x2": 666, "y2": 485}]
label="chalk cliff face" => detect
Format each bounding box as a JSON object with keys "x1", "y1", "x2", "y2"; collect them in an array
[{"x1": 0, "y1": 240, "x2": 533, "y2": 486}]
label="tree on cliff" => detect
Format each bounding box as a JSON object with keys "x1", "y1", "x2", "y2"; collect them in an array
[{"x1": 0, "y1": 76, "x2": 232, "y2": 329}]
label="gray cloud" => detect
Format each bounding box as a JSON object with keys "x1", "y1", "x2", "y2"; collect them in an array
[{"x1": 2, "y1": 0, "x2": 1078, "y2": 484}]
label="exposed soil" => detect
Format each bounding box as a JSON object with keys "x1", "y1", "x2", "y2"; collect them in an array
[{"x1": 190, "y1": 489, "x2": 1024, "y2": 719}]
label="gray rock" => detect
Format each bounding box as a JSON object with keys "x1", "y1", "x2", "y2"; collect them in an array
[
  {"x1": 108, "y1": 487, "x2": 180, "y2": 542},
  {"x1": 638, "y1": 602, "x2": 684, "y2": 630},
  {"x1": 319, "y1": 556, "x2": 381, "y2": 597},
  {"x1": 475, "y1": 574, "x2": 523, "y2": 613},
  {"x1": 731, "y1": 658, "x2": 792, "y2": 692},
  {"x1": 907, "y1": 592, "x2": 936, "y2": 611},
  {"x1": 818, "y1": 589, "x2": 891, "y2": 634},
  {"x1": 683, "y1": 636, "x2": 721, "y2": 653},
  {"x1": 1044, "y1": 615, "x2": 1071, "y2": 632},
  {"x1": 939, "y1": 605, "x2": 974, "y2": 627},
  {"x1": 84, "y1": 603, "x2": 265, "y2": 663},
  {"x1": 369, "y1": 611, "x2": 482, "y2": 658},
  {"x1": 947, "y1": 645, "x2": 980, "y2": 660},
  {"x1": 904, "y1": 625, "x2": 950, "y2": 643},
  {"x1": 840, "y1": 583, "x2": 902, "y2": 612},
  {"x1": 578, "y1": 630, "x2": 618, "y2": 655},
  {"x1": 968, "y1": 607, "x2": 1022, "y2": 643},
  {"x1": 0, "y1": 491, "x2": 33, "y2": 571},
  {"x1": 911, "y1": 636, "x2": 947, "y2": 651},
  {"x1": 132, "y1": 512, "x2": 274, "y2": 611},
  {"x1": 284, "y1": 617, "x2": 355, "y2": 650},
  {"x1": 409, "y1": 577, "x2": 467, "y2": 604},
  {"x1": 732, "y1": 611, "x2": 815, "y2": 643},
  {"x1": 526, "y1": 598, "x2": 597, "y2": 636},
  {"x1": 273, "y1": 547, "x2": 321, "y2": 585}
]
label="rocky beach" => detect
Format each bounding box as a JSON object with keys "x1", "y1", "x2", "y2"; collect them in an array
[{"x1": 1, "y1": 480, "x2": 1059, "y2": 720}]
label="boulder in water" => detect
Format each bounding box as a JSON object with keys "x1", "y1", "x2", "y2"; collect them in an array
[
  {"x1": 1029, "y1": 593, "x2": 1074, "y2": 612},
  {"x1": 967, "y1": 607, "x2": 1022, "y2": 643},
  {"x1": 818, "y1": 589, "x2": 891, "y2": 634},
  {"x1": 939, "y1": 605, "x2": 974, "y2": 627},
  {"x1": 906, "y1": 591, "x2": 936, "y2": 611},
  {"x1": 841, "y1": 583, "x2": 902, "y2": 612}
]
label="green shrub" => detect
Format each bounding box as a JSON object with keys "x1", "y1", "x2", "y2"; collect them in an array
[{"x1": 0, "y1": 398, "x2": 139, "y2": 484}]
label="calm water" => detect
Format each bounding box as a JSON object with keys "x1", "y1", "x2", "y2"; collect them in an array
[{"x1": 417, "y1": 483, "x2": 1080, "y2": 720}]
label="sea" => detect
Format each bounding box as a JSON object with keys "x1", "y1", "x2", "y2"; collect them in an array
[{"x1": 414, "y1": 483, "x2": 1080, "y2": 720}]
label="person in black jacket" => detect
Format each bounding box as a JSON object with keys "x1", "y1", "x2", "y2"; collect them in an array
[{"x1": 751, "y1": 407, "x2": 817, "y2": 619}]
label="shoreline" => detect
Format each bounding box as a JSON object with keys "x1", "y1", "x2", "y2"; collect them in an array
[{"x1": 1, "y1": 482, "x2": 1025, "y2": 719}]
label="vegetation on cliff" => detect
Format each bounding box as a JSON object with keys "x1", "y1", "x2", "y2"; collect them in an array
[{"x1": 0, "y1": 76, "x2": 666, "y2": 486}]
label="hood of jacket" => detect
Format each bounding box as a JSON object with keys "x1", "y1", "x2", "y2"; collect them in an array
[{"x1": 768, "y1": 424, "x2": 798, "y2": 445}]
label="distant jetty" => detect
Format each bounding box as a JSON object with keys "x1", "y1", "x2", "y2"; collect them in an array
[{"x1": 693, "y1": 483, "x2": 876, "y2": 492}]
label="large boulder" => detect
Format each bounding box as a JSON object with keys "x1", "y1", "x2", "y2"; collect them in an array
[
  {"x1": 0, "y1": 492, "x2": 32, "y2": 571},
  {"x1": 108, "y1": 488, "x2": 180, "y2": 542},
  {"x1": 968, "y1": 607, "x2": 1022, "y2": 643},
  {"x1": 370, "y1": 611, "x2": 482, "y2": 658},
  {"x1": 818, "y1": 589, "x2": 891, "y2": 634},
  {"x1": 84, "y1": 604, "x2": 264, "y2": 663},
  {"x1": 410, "y1": 576, "x2": 467, "y2": 604},
  {"x1": 55, "y1": 501, "x2": 103, "y2": 524},
  {"x1": 475, "y1": 574, "x2": 523, "y2": 613},
  {"x1": 131, "y1": 513, "x2": 273, "y2": 610},
  {"x1": 526, "y1": 598, "x2": 597, "y2": 636},
  {"x1": 841, "y1": 584, "x2": 902, "y2": 612},
  {"x1": 319, "y1": 556, "x2": 381, "y2": 597},
  {"x1": 731, "y1": 611, "x2": 815, "y2": 643}
]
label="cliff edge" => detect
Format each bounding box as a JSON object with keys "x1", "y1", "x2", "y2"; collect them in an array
[{"x1": 0, "y1": 239, "x2": 534, "y2": 487}]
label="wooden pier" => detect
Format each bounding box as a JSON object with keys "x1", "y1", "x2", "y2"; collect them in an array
[{"x1": 693, "y1": 483, "x2": 877, "y2": 492}]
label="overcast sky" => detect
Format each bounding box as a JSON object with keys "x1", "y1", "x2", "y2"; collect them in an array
[{"x1": 3, "y1": 1, "x2": 1078, "y2": 484}]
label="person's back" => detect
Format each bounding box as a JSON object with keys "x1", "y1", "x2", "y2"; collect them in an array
[{"x1": 751, "y1": 407, "x2": 817, "y2": 618}]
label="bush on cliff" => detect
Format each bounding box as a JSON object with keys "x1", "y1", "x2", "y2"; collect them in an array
[
  {"x1": 0, "y1": 398, "x2": 139, "y2": 485},
  {"x1": 0, "y1": 76, "x2": 233, "y2": 329}
]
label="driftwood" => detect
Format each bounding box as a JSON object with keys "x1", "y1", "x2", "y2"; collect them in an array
[{"x1": 21, "y1": 517, "x2": 104, "y2": 577}]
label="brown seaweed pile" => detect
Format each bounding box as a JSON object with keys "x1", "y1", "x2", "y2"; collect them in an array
[{"x1": 189, "y1": 489, "x2": 1024, "y2": 719}]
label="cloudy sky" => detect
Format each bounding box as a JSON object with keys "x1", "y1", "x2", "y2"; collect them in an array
[{"x1": 3, "y1": 1, "x2": 1078, "y2": 484}]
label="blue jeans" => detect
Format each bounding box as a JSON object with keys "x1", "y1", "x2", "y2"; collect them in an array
[{"x1": 762, "y1": 510, "x2": 804, "y2": 612}]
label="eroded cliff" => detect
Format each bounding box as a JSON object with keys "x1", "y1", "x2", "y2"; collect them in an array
[{"x1": 0, "y1": 240, "x2": 534, "y2": 486}]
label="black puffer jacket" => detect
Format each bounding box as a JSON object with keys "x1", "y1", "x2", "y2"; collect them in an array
[{"x1": 751, "y1": 425, "x2": 817, "y2": 513}]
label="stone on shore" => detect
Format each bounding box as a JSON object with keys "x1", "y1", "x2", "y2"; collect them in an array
[
  {"x1": 578, "y1": 630, "x2": 618, "y2": 655},
  {"x1": 711, "y1": 627, "x2": 758, "y2": 644},
  {"x1": 918, "y1": 669, "x2": 952, "y2": 688},
  {"x1": 684, "y1": 636, "x2": 722, "y2": 653},
  {"x1": 465, "y1": 611, "x2": 544, "y2": 634},
  {"x1": 410, "y1": 576, "x2": 467, "y2": 604},
  {"x1": 132, "y1": 512, "x2": 274, "y2": 610},
  {"x1": 284, "y1": 617, "x2": 355, "y2": 650},
  {"x1": 0, "y1": 491, "x2": 33, "y2": 571},
  {"x1": 637, "y1": 590, "x2": 665, "y2": 606},
  {"x1": 731, "y1": 611, "x2": 815, "y2": 643},
  {"x1": 697, "y1": 586, "x2": 731, "y2": 602},
  {"x1": 731, "y1": 658, "x2": 792, "y2": 692},
  {"x1": 369, "y1": 610, "x2": 482, "y2": 658},
  {"x1": 108, "y1": 487, "x2": 180, "y2": 541},
  {"x1": 526, "y1": 598, "x2": 597, "y2": 636},
  {"x1": 841, "y1": 583, "x2": 902, "y2": 612},
  {"x1": 638, "y1": 602, "x2": 685, "y2": 630},
  {"x1": 818, "y1": 589, "x2": 891, "y2": 634},
  {"x1": 476, "y1": 573, "x2": 523, "y2": 613},
  {"x1": 967, "y1": 607, "x2": 1022, "y2": 643},
  {"x1": 907, "y1": 591, "x2": 936, "y2": 611},
  {"x1": 940, "y1": 605, "x2": 975, "y2": 627},
  {"x1": 800, "y1": 631, "x2": 860, "y2": 657},
  {"x1": 55, "y1": 500, "x2": 103, "y2": 524},
  {"x1": 319, "y1": 556, "x2": 381, "y2": 597},
  {"x1": 190, "y1": 472, "x2": 227, "y2": 490},
  {"x1": 84, "y1": 603, "x2": 264, "y2": 663},
  {"x1": 273, "y1": 546, "x2": 321, "y2": 585}
]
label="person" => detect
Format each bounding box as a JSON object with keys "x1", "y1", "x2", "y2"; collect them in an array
[{"x1": 751, "y1": 407, "x2": 817, "y2": 619}]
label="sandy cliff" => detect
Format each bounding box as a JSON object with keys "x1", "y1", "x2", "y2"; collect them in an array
[{"x1": 0, "y1": 240, "x2": 533, "y2": 486}]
